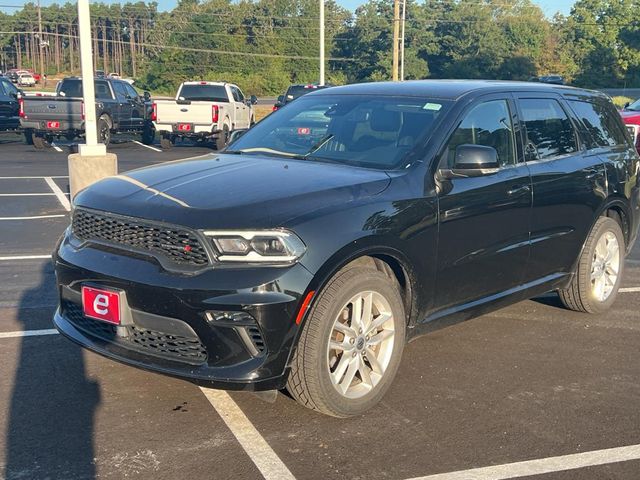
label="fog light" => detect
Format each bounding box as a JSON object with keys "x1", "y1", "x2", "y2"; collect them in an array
[{"x1": 205, "y1": 310, "x2": 254, "y2": 324}]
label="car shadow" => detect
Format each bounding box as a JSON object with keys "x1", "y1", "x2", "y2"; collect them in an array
[
  {"x1": 4, "y1": 262, "x2": 101, "y2": 480},
  {"x1": 529, "y1": 292, "x2": 565, "y2": 308}
]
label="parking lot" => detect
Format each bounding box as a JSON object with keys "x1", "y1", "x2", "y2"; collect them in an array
[{"x1": 0, "y1": 132, "x2": 639, "y2": 480}]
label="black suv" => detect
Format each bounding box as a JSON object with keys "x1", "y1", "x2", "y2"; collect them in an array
[
  {"x1": 273, "y1": 83, "x2": 332, "y2": 110},
  {"x1": 0, "y1": 75, "x2": 21, "y2": 134},
  {"x1": 54, "y1": 81, "x2": 639, "y2": 417}
]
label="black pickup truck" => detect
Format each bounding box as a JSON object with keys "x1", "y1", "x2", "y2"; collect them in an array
[
  {"x1": 20, "y1": 77, "x2": 155, "y2": 149},
  {"x1": 0, "y1": 75, "x2": 22, "y2": 137}
]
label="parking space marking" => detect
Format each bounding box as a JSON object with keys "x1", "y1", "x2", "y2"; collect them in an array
[
  {"x1": 0, "y1": 214, "x2": 66, "y2": 220},
  {"x1": 0, "y1": 193, "x2": 60, "y2": 196},
  {"x1": 620, "y1": 287, "x2": 640, "y2": 293},
  {"x1": 200, "y1": 388, "x2": 296, "y2": 480},
  {"x1": 133, "y1": 140, "x2": 163, "y2": 153},
  {"x1": 45, "y1": 177, "x2": 71, "y2": 211},
  {"x1": 406, "y1": 444, "x2": 640, "y2": 480},
  {"x1": 0, "y1": 329, "x2": 59, "y2": 339},
  {"x1": 0, "y1": 254, "x2": 51, "y2": 261},
  {"x1": 50, "y1": 143, "x2": 63, "y2": 153}
]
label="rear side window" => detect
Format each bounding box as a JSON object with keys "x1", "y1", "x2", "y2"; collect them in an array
[
  {"x1": 520, "y1": 98, "x2": 577, "y2": 160},
  {"x1": 96, "y1": 81, "x2": 113, "y2": 100},
  {"x1": 568, "y1": 100, "x2": 628, "y2": 148}
]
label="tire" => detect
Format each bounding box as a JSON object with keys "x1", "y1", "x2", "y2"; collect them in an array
[
  {"x1": 558, "y1": 216, "x2": 625, "y2": 314},
  {"x1": 216, "y1": 123, "x2": 230, "y2": 150},
  {"x1": 32, "y1": 134, "x2": 47, "y2": 150},
  {"x1": 24, "y1": 129, "x2": 34, "y2": 145},
  {"x1": 141, "y1": 124, "x2": 155, "y2": 145},
  {"x1": 160, "y1": 135, "x2": 173, "y2": 150},
  {"x1": 250, "y1": 116, "x2": 256, "y2": 127},
  {"x1": 98, "y1": 116, "x2": 111, "y2": 147},
  {"x1": 287, "y1": 266, "x2": 406, "y2": 417}
]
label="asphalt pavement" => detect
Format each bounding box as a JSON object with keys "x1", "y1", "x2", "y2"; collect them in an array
[{"x1": 0, "y1": 132, "x2": 639, "y2": 480}]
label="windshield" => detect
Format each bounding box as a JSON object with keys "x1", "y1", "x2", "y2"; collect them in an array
[
  {"x1": 626, "y1": 98, "x2": 640, "y2": 111},
  {"x1": 285, "y1": 85, "x2": 327, "y2": 101},
  {"x1": 229, "y1": 94, "x2": 450, "y2": 170},
  {"x1": 178, "y1": 84, "x2": 228, "y2": 102}
]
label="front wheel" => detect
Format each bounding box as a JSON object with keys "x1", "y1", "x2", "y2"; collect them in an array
[
  {"x1": 287, "y1": 266, "x2": 405, "y2": 417},
  {"x1": 558, "y1": 216, "x2": 625, "y2": 313}
]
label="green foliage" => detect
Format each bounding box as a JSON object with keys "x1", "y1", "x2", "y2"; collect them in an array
[{"x1": 611, "y1": 96, "x2": 633, "y2": 108}]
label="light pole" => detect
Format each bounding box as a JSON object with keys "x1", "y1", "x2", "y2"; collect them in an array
[
  {"x1": 319, "y1": 0, "x2": 325, "y2": 85},
  {"x1": 37, "y1": 0, "x2": 45, "y2": 80},
  {"x1": 392, "y1": 0, "x2": 399, "y2": 81},
  {"x1": 68, "y1": 0, "x2": 116, "y2": 199},
  {"x1": 400, "y1": 0, "x2": 406, "y2": 81}
]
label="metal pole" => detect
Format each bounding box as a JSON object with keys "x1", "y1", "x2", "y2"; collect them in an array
[
  {"x1": 400, "y1": 0, "x2": 406, "y2": 81},
  {"x1": 319, "y1": 0, "x2": 325, "y2": 85},
  {"x1": 77, "y1": 0, "x2": 104, "y2": 155},
  {"x1": 37, "y1": 0, "x2": 44, "y2": 81},
  {"x1": 392, "y1": 0, "x2": 399, "y2": 81}
]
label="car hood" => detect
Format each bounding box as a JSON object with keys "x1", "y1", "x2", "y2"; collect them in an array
[{"x1": 75, "y1": 153, "x2": 392, "y2": 229}]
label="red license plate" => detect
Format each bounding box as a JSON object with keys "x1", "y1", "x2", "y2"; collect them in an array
[
  {"x1": 47, "y1": 121, "x2": 60, "y2": 129},
  {"x1": 178, "y1": 123, "x2": 192, "y2": 132},
  {"x1": 297, "y1": 127, "x2": 311, "y2": 135},
  {"x1": 82, "y1": 286, "x2": 121, "y2": 325}
]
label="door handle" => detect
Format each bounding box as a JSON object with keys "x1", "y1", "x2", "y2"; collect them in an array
[{"x1": 507, "y1": 185, "x2": 531, "y2": 196}]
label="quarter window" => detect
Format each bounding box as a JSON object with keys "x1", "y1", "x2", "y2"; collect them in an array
[
  {"x1": 568, "y1": 100, "x2": 628, "y2": 148},
  {"x1": 520, "y1": 99, "x2": 577, "y2": 160},
  {"x1": 444, "y1": 99, "x2": 516, "y2": 168}
]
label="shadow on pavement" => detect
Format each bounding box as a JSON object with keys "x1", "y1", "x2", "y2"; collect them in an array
[{"x1": 4, "y1": 263, "x2": 101, "y2": 480}]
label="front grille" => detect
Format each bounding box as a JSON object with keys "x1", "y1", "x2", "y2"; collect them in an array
[
  {"x1": 245, "y1": 325, "x2": 266, "y2": 354},
  {"x1": 62, "y1": 300, "x2": 207, "y2": 364},
  {"x1": 72, "y1": 208, "x2": 209, "y2": 267}
]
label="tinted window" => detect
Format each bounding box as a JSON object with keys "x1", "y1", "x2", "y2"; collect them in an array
[
  {"x1": 4, "y1": 80, "x2": 18, "y2": 96},
  {"x1": 0, "y1": 80, "x2": 7, "y2": 95},
  {"x1": 124, "y1": 83, "x2": 139, "y2": 99},
  {"x1": 569, "y1": 100, "x2": 627, "y2": 148},
  {"x1": 230, "y1": 87, "x2": 241, "y2": 102},
  {"x1": 179, "y1": 85, "x2": 228, "y2": 103},
  {"x1": 112, "y1": 82, "x2": 128, "y2": 100},
  {"x1": 285, "y1": 85, "x2": 327, "y2": 101},
  {"x1": 520, "y1": 99, "x2": 577, "y2": 160},
  {"x1": 230, "y1": 95, "x2": 450, "y2": 170},
  {"x1": 444, "y1": 100, "x2": 515, "y2": 168},
  {"x1": 234, "y1": 87, "x2": 245, "y2": 102},
  {"x1": 58, "y1": 79, "x2": 112, "y2": 99}
]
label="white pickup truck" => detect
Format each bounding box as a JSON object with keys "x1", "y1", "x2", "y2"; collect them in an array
[{"x1": 152, "y1": 81, "x2": 257, "y2": 150}]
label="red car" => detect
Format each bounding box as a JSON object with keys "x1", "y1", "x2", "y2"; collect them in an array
[{"x1": 621, "y1": 98, "x2": 640, "y2": 153}]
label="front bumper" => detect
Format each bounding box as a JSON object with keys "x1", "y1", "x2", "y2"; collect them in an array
[{"x1": 53, "y1": 232, "x2": 314, "y2": 391}]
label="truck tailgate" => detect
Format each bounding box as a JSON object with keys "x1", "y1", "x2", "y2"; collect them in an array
[
  {"x1": 22, "y1": 97, "x2": 83, "y2": 124},
  {"x1": 155, "y1": 100, "x2": 219, "y2": 125}
]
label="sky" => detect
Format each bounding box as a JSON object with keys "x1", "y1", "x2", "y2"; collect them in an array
[{"x1": 4, "y1": 0, "x2": 577, "y2": 16}]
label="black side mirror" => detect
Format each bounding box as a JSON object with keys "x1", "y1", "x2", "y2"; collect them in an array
[
  {"x1": 143, "y1": 91, "x2": 151, "y2": 101},
  {"x1": 250, "y1": 95, "x2": 258, "y2": 105},
  {"x1": 624, "y1": 102, "x2": 630, "y2": 109},
  {"x1": 276, "y1": 95, "x2": 285, "y2": 106},
  {"x1": 450, "y1": 144, "x2": 499, "y2": 176}
]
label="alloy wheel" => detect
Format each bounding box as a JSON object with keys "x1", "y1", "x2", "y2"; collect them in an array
[{"x1": 591, "y1": 230, "x2": 620, "y2": 302}]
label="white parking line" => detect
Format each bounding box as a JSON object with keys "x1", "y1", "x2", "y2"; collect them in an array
[
  {"x1": 0, "y1": 214, "x2": 66, "y2": 220},
  {"x1": 50, "y1": 143, "x2": 63, "y2": 153},
  {"x1": 200, "y1": 388, "x2": 296, "y2": 480},
  {"x1": 406, "y1": 444, "x2": 640, "y2": 480},
  {"x1": 0, "y1": 329, "x2": 59, "y2": 339},
  {"x1": 0, "y1": 254, "x2": 51, "y2": 261},
  {"x1": 133, "y1": 140, "x2": 163, "y2": 153},
  {"x1": 45, "y1": 177, "x2": 71, "y2": 211},
  {"x1": 619, "y1": 287, "x2": 640, "y2": 293},
  {"x1": 0, "y1": 193, "x2": 63, "y2": 197}
]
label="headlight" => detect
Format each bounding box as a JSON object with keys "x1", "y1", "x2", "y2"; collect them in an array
[{"x1": 204, "y1": 230, "x2": 306, "y2": 264}]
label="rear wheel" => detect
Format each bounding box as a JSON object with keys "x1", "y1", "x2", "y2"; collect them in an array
[
  {"x1": 32, "y1": 134, "x2": 48, "y2": 150},
  {"x1": 558, "y1": 216, "x2": 625, "y2": 313},
  {"x1": 141, "y1": 124, "x2": 155, "y2": 145},
  {"x1": 216, "y1": 123, "x2": 230, "y2": 150},
  {"x1": 287, "y1": 266, "x2": 405, "y2": 417},
  {"x1": 24, "y1": 129, "x2": 34, "y2": 145},
  {"x1": 160, "y1": 135, "x2": 173, "y2": 150},
  {"x1": 98, "y1": 116, "x2": 111, "y2": 147}
]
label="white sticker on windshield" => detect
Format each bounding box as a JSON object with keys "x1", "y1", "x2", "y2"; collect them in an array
[{"x1": 423, "y1": 103, "x2": 442, "y2": 111}]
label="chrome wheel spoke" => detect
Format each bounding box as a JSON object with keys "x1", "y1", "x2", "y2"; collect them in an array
[
  {"x1": 368, "y1": 328, "x2": 394, "y2": 346},
  {"x1": 333, "y1": 321, "x2": 357, "y2": 339},
  {"x1": 591, "y1": 230, "x2": 620, "y2": 303},
  {"x1": 330, "y1": 339, "x2": 354, "y2": 352},
  {"x1": 331, "y1": 353, "x2": 351, "y2": 385},
  {"x1": 365, "y1": 312, "x2": 392, "y2": 336},
  {"x1": 365, "y1": 347, "x2": 384, "y2": 374},
  {"x1": 339, "y1": 357, "x2": 359, "y2": 394},
  {"x1": 358, "y1": 361, "x2": 374, "y2": 390},
  {"x1": 361, "y1": 292, "x2": 374, "y2": 332}
]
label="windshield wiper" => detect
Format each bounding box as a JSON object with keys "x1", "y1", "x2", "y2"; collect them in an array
[{"x1": 301, "y1": 134, "x2": 334, "y2": 159}]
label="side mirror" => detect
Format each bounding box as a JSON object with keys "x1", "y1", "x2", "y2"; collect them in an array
[
  {"x1": 250, "y1": 94, "x2": 258, "y2": 105},
  {"x1": 449, "y1": 144, "x2": 499, "y2": 176},
  {"x1": 276, "y1": 95, "x2": 284, "y2": 105},
  {"x1": 228, "y1": 129, "x2": 248, "y2": 144},
  {"x1": 143, "y1": 91, "x2": 151, "y2": 101},
  {"x1": 624, "y1": 102, "x2": 630, "y2": 109}
]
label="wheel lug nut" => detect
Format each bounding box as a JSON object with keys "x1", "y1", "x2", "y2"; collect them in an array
[
  {"x1": 352, "y1": 352, "x2": 357, "y2": 358},
  {"x1": 349, "y1": 338, "x2": 355, "y2": 344}
]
